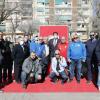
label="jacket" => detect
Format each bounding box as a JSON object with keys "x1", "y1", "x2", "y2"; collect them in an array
[
  {"x1": 86, "y1": 39, "x2": 98, "y2": 59},
  {"x1": 51, "y1": 56, "x2": 67, "y2": 74},
  {"x1": 68, "y1": 41, "x2": 86, "y2": 60},
  {"x1": 22, "y1": 57, "x2": 42, "y2": 74}
]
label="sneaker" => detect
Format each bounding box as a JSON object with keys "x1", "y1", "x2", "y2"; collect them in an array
[{"x1": 69, "y1": 79, "x2": 73, "y2": 83}]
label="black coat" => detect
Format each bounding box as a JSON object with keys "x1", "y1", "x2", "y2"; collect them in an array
[
  {"x1": 12, "y1": 44, "x2": 26, "y2": 67},
  {"x1": 86, "y1": 39, "x2": 98, "y2": 60},
  {"x1": 48, "y1": 38, "x2": 60, "y2": 57},
  {"x1": 0, "y1": 39, "x2": 6, "y2": 65},
  {"x1": 95, "y1": 39, "x2": 100, "y2": 66}
]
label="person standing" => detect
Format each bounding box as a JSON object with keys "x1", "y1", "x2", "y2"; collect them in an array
[
  {"x1": 0, "y1": 35, "x2": 5, "y2": 87},
  {"x1": 68, "y1": 33, "x2": 86, "y2": 83},
  {"x1": 95, "y1": 38, "x2": 100, "y2": 91},
  {"x1": 86, "y1": 32, "x2": 98, "y2": 84},
  {"x1": 48, "y1": 32, "x2": 60, "y2": 59},
  {"x1": 58, "y1": 36, "x2": 68, "y2": 58},
  {"x1": 12, "y1": 37, "x2": 26, "y2": 83}
]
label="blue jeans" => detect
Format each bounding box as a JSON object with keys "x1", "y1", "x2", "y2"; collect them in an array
[
  {"x1": 50, "y1": 71, "x2": 68, "y2": 82},
  {"x1": 97, "y1": 66, "x2": 100, "y2": 87},
  {"x1": 69, "y1": 59, "x2": 82, "y2": 81},
  {"x1": 21, "y1": 71, "x2": 28, "y2": 85}
]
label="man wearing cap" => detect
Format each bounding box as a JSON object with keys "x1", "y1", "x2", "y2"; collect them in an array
[
  {"x1": 21, "y1": 52, "x2": 42, "y2": 89},
  {"x1": 86, "y1": 32, "x2": 99, "y2": 84},
  {"x1": 67, "y1": 32, "x2": 86, "y2": 83}
]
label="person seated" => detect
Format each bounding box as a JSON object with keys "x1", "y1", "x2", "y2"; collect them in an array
[
  {"x1": 49, "y1": 50, "x2": 68, "y2": 84},
  {"x1": 21, "y1": 52, "x2": 42, "y2": 89}
]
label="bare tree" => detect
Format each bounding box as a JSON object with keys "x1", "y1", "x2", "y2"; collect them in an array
[
  {"x1": 18, "y1": 19, "x2": 41, "y2": 35},
  {"x1": 0, "y1": 0, "x2": 19, "y2": 24},
  {"x1": 92, "y1": 0, "x2": 100, "y2": 33}
]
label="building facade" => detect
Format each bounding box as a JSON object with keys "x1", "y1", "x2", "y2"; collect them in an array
[{"x1": 33, "y1": 0, "x2": 92, "y2": 34}]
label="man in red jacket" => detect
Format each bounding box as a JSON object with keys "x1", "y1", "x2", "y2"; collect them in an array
[{"x1": 58, "y1": 37, "x2": 68, "y2": 59}]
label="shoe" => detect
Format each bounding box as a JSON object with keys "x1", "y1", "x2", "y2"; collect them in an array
[
  {"x1": 61, "y1": 80, "x2": 66, "y2": 85},
  {"x1": 22, "y1": 84, "x2": 27, "y2": 89},
  {"x1": 69, "y1": 79, "x2": 73, "y2": 83},
  {"x1": 51, "y1": 79, "x2": 58, "y2": 83},
  {"x1": 77, "y1": 80, "x2": 80, "y2": 84},
  {"x1": 87, "y1": 80, "x2": 92, "y2": 84},
  {"x1": 7, "y1": 80, "x2": 13, "y2": 84}
]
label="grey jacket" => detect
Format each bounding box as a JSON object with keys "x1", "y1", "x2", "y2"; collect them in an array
[{"x1": 22, "y1": 57, "x2": 42, "y2": 74}]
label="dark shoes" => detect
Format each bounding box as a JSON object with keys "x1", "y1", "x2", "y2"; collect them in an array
[
  {"x1": 77, "y1": 80, "x2": 80, "y2": 84},
  {"x1": 87, "y1": 80, "x2": 92, "y2": 84},
  {"x1": 22, "y1": 84, "x2": 27, "y2": 89}
]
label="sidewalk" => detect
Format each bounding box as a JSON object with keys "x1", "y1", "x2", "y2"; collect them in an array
[{"x1": 0, "y1": 93, "x2": 100, "y2": 100}]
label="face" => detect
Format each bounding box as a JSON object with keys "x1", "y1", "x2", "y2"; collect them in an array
[
  {"x1": 61, "y1": 37, "x2": 66, "y2": 43},
  {"x1": 43, "y1": 37, "x2": 48, "y2": 44},
  {"x1": 24, "y1": 36, "x2": 28, "y2": 42},
  {"x1": 38, "y1": 37, "x2": 43, "y2": 43},
  {"x1": 55, "y1": 53, "x2": 60, "y2": 59},
  {"x1": 90, "y1": 33, "x2": 95, "y2": 40},
  {"x1": 53, "y1": 33, "x2": 58, "y2": 39},
  {"x1": 19, "y1": 38, "x2": 24, "y2": 45},
  {"x1": 30, "y1": 52, "x2": 36, "y2": 59}
]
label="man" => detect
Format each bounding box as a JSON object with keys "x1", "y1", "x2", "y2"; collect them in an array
[
  {"x1": 21, "y1": 52, "x2": 42, "y2": 89},
  {"x1": 12, "y1": 37, "x2": 27, "y2": 83},
  {"x1": 86, "y1": 32, "x2": 98, "y2": 84},
  {"x1": 0, "y1": 35, "x2": 5, "y2": 87},
  {"x1": 58, "y1": 36, "x2": 68, "y2": 58},
  {"x1": 95, "y1": 38, "x2": 100, "y2": 91},
  {"x1": 42, "y1": 37, "x2": 50, "y2": 80},
  {"x1": 68, "y1": 33, "x2": 86, "y2": 83},
  {"x1": 23, "y1": 35, "x2": 30, "y2": 58},
  {"x1": 49, "y1": 50, "x2": 68, "y2": 84},
  {"x1": 2, "y1": 37, "x2": 13, "y2": 84},
  {"x1": 48, "y1": 32, "x2": 60, "y2": 58}
]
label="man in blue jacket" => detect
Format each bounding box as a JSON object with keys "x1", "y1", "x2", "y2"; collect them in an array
[{"x1": 68, "y1": 33, "x2": 86, "y2": 83}]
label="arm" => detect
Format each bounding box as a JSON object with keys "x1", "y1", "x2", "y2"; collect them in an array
[
  {"x1": 82, "y1": 43, "x2": 86, "y2": 61},
  {"x1": 22, "y1": 59, "x2": 31, "y2": 74}
]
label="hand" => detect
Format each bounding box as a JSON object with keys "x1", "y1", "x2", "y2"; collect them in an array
[
  {"x1": 38, "y1": 75, "x2": 41, "y2": 80},
  {"x1": 82, "y1": 59, "x2": 86, "y2": 62},
  {"x1": 68, "y1": 59, "x2": 71, "y2": 63},
  {"x1": 56, "y1": 72, "x2": 59, "y2": 76}
]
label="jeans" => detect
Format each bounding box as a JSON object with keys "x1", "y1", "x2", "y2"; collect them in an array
[
  {"x1": 97, "y1": 66, "x2": 100, "y2": 87},
  {"x1": 50, "y1": 71, "x2": 68, "y2": 82},
  {"x1": 21, "y1": 71, "x2": 28, "y2": 85},
  {"x1": 69, "y1": 59, "x2": 82, "y2": 81}
]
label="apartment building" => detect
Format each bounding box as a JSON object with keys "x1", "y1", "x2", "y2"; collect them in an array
[{"x1": 32, "y1": 0, "x2": 92, "y2": 34}]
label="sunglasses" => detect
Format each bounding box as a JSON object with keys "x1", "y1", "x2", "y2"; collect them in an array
[
  {"x1": 55, "y1": 54, "x2": 59, "y2": 55},
  {"x1": 90, "y1": 35, "x2": 94, "y2": 36}
]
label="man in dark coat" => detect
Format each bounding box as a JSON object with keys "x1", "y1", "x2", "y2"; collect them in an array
[
  {"x1": 95, "y1": 39, "x2": 100, "y2": 91},
  {"x1": 12, "y1": 37, "x2": 28, "y2": 83},
  {"x1": 0, "y1": 35, "x2": 5, "y2": 87},
  {"x1": 48, "y1": 32, "x2": 61, "y2": 59},
  {"x1": 2, "y1": 37, "x2": 13, "y2": 84},
  {"x1": 86, "y1": 32, "x2": 98, "y2": 84}
]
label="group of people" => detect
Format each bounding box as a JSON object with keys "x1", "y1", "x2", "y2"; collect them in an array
[{"x1": 0, "y1": 31, "x2": 100, "y2": 91}]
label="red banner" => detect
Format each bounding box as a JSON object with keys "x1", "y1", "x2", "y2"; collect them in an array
[{"x1": 39, "y1": 25, "x2": 69, "y2": 40}]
